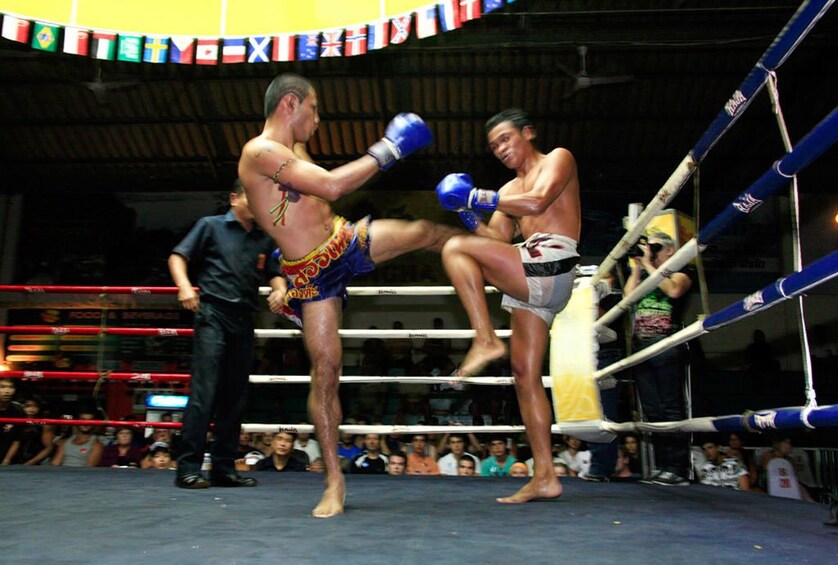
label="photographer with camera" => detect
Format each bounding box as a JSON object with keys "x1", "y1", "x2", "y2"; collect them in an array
[{"x1": 624, "y1": 231, "x2": 693, "y2": 486}]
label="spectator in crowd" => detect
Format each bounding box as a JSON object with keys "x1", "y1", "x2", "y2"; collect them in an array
[
  {"x1": 481, "y1": 436, "x2": 518, "y2": 477},
  {"x1": 386, "y1": 320, "x2": 414, "y2": 375},
  {"x1": 757, "y1": 435, "x2": 815, "y2": 501},
  {"x1": 52, "y1": 408, "x2": 103, "y2": 467},
  {"x1": 144, "y1": 427, "x2": 181, "y2": 460},
  {"x1": 612, "y1": 446, "x2": 637, "y2": 481},
  {"x1": 458, "y1": 456, "x2": 478, "y2": 476},
  {"x1": 359, "y1": 326, "x2": 387, "y2": 376},
  {"x1": 437, "y1": 433, "x2": 482, "y2": 476},
  {"x1": 294, "y1": 424, "x2": 322, "y2": 464},
  {"x1": 145, "y1": 442, "x2": 177, "y2": 470},
  {"x1": 625, "y1": 231, "x2": 693, "y2": 486},
  {"x1": 557, "y1": 435, "x2": 592, "y2": 478},
  {"x1": 236, "y1": 430, "x2": 256, "y2": 459},
  {"x1": 744, "y1": 329, "x2": 781, "y2": 379},
  {"x1": 509, "y1": 462, "x2": 530, "y2": 477},
  {"x1": 416, "y1": 317, "x2": 456, "y2": 376},
  {"x1": 338, "y1": 426, "x2": 363, "y2": 472},
  {"x1": 256, "y1": 432, "x2": 309, "y2": 472},
  {"x1": 100, "y1": 426, "x2": 144, "y2": 468},
  {"x1": 722, "y1": 432, "x2": 759, "y2": 490},
  {"x1": 552, "y1": 460, "x2": 570, "y2": 477},
  {"x1": 696, "y1": 437, "x2": 750, "y2": 491},
  {"x1": 622, "y1": 434, "x2": 643, "y2": 478},
  {"x1": 0, "y1": 377, "x2": 24, "y2": 465},
  {"x1": 15, "y1": 395, "x2": 55, "y2": 466},
  {"x1": 405, "y1": 434, "x2": 440, "y2": 475},
  {"x1": 351, "y1": 433, "x2": 389, "y2": 474},
  {"x1": 252, "y1": 432, "x2": 274, "y2": 459},
  {"x1": 387, "y1": 451, "x2": 407, "y2": 476}
]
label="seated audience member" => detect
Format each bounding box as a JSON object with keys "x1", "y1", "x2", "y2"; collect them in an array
[
  {"x1": 622, "y1": 434, "x2": 643, "y2": 477},
  {"x1": 697, "y1": 437, "x2": 750, "y2": 491},
  {"x1": 236, "y1": 430, "x2": 255, "y2": 459},
  {"x1": 252, "y1": 432, "x2": 274, "y2": 458},
  {"x1": 0, "y1": 377, "x2": 24, "y2": 465},
  {"x1": 553, "y1": 459, "x2": 570, "y2": 478},
  {"x1": 612, "y1": 446, "x2": 638, "y2": 481},
  {"x1": 509, "y1": 461, "x2": 529, "y2": 478},
  {"x1": 437, "y1": 433, "x2": 481, "y2": 476},
  {"x1": 458, "y1": 456, "x2": 477, "y2": 476},
  {"x1": 256, "y1": 432, "x2": 309, "y2": 472},
  {"x1": 52, "y1": 408, "x2": 103, "y2": 467},
  {"x1": 722, "y1": 432, "x2": 759, "y2": 490},
  {"x1": 145, "y1": 442, "x2": 177, "y2": 470},
  {"x1": 405, "y1": 434, "x2": 440, "y2": 475},
  {"x1": 557, "y1": 435, "x2": 592, "y2": 478},
  {"x1": 144, "y1": 427, "x2": 181, "y2": 460},
  {"x1": 294, "y1": 424, "x2": 322, "y2": 464},
  {"x1": 15, "y1": 396, "x2": 55, "y2": 465},
  {"x1": 758, "y1": 435, "x2": 815, "y2": 502},
  {"x1": 481, "y1": 436, "x2": 517, "y2": 477},
  {"x1": 387, "y1": 451, "x2": 407, "y2": 476},
  {"x1": 338, "y1": 426, "x2": 363, "y2": 472},
  {"x1": 351, "y1": 433, "x2": 389, "y2": 474},
  {"x1": 100, "y1": 426, "x2": 144, "y2": 468}
]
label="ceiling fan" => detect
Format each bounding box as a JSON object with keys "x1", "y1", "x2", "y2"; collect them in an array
[
  {"x1": 558, "y1": 45, "x2": 635, "y2": 99},
  {"x1": 82, "y1": 62, "x2": 142, "y2": 104}
]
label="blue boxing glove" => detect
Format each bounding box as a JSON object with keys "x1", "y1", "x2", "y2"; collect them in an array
[
  {"x1": 457, "y1": 210, "x2": 483, "y2": 232},
  {"x1": 436, "y1": 173, "x2": 499, "y2": 213},
  {"x1": 367, "y1": 113, "x2": 432, "y2": 170}
]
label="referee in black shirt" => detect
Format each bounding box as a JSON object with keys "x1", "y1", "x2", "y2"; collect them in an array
[{"x1": 169, "y1": 180, "x2": 286, "y2": 489}]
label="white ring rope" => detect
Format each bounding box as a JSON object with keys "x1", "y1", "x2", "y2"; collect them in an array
[
  {"x1": 255, "y1": 328, "x2": 513, "y2": 339},
  {"x1": 249, "y1": 374, "x2": 553, "y2": 387}
]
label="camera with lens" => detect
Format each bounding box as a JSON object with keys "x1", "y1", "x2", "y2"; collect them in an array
[
  {"x1": 627, "y1": 235, "x2": 648, "y2": 258},
  {"x1": 627, "y1": 235, "x2": 664, "y2": 259}
]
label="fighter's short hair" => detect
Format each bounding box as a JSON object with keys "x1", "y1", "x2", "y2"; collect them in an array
[
  {"x1": 485, "y1": 108, "x2": 534, "y2": 135},
  {"x1": 264, "y1": 73, "x2": 314, "y2": 119},
  {"x1": 647, "y1": 231, "x2": 675, "y2": 248}
]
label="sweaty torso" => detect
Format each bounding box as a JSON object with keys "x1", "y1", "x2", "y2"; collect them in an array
[
  {"x1": 505, "y1": 149, "x2": 581, "y2": 242},
  {"x1": 239, "y1": 135, "x2": 335, "y2": 260}
]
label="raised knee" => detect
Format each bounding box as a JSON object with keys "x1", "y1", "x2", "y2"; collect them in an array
[{"x1": 442, "y1": 233, "x2": 471, "y2": 257}]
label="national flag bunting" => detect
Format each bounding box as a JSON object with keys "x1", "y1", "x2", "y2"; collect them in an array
[
  {"x1": 345, "y1": 25, "x2": 366, "y2": 56},
  {"x1": 169, "y1": 37, "x2": 195, "y2": 64},
  {"x1": 91, "y1": 31, "x2": 117, "y2": 60},
  {"x1": 438, "y1": 0, "x2": 462, "y2": 31},
  {"x1": 31, "y1": 22, "x2": 58, "y2": 52},
  {"x1": 390, "y1": 15, "x2": 411, "y2": 44},
  {"x1": 222, "y1": 37, "x2": 246, "y2": 63},
  {"x1": 416, "y1": 6, "x2": 439, "y2": 39},
  {"x1": 118, "y1": 34, "x2": 143, "y2": 62},
  {"x1": 248, "y1": 36, "x2": 271, "y2": 63},
  {"x1": 367, "y1": 21, "x2": 389, "y2": 50},
  {"x1": 297, "y1": 33, "x2": 319, "y2": 61},
  {"x1": 272, "y1": 33, "x2": 295, "y2": 62},
  {"x1": 143, "y1": 36, "x2": 169, "y2": 63},
  {"x1": 1, "y1": 15, "x2": 30, "y2": 43},
  {"x1": 483, "y1": 0, "x2": 505, "y2": 13},
  {"x1": 320, "y1": 30, "x2": 343, "y2": 57},
  {"x1": 63, "y1": 27, "x2": 89, "y2": 56},
  {"x1": 460, "y1": 0, "x2": 483, "y2": 21},
  {"x1": 196, "y1": 38, "x2": 219, "y2": 65}
]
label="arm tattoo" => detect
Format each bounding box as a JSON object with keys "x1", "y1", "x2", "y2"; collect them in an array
[{"x1": 269, "y1": 159, "x2": 296, "y2": 226}]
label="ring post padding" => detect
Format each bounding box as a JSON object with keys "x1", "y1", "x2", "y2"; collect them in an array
[{"x1": 550, "y1": 279, "x2": 614, "y2": 443}]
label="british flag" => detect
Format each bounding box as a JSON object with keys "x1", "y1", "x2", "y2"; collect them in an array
[
  {"x1": 320, "y1": 30, "x2": 344, "y2": 57},
  {"x1": 345, "y1": 25, "x2": 367, "y2": 56},
  {"x1": 390, "y1": 15, "x2": 411, "y2": 44}
]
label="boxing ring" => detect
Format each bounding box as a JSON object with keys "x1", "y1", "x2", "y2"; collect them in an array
[{"x1": 1, "y1": 1, "x2": 837, "y2": 563}]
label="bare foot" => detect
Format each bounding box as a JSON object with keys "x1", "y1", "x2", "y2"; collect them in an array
[
  {"x1": 497, "y1": 477, "x2": 563, "y2": 504},
  {"x1": 452, "y1": 339, "x2": 507, "y2": 378},
  {"x1": 312, "y1": 482, "x2": 346, "y2": 518}
]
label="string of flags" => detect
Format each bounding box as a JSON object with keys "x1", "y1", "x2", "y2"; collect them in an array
[{"x1": 1, "y1": 1, "x2": 514, "y2": 65}]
